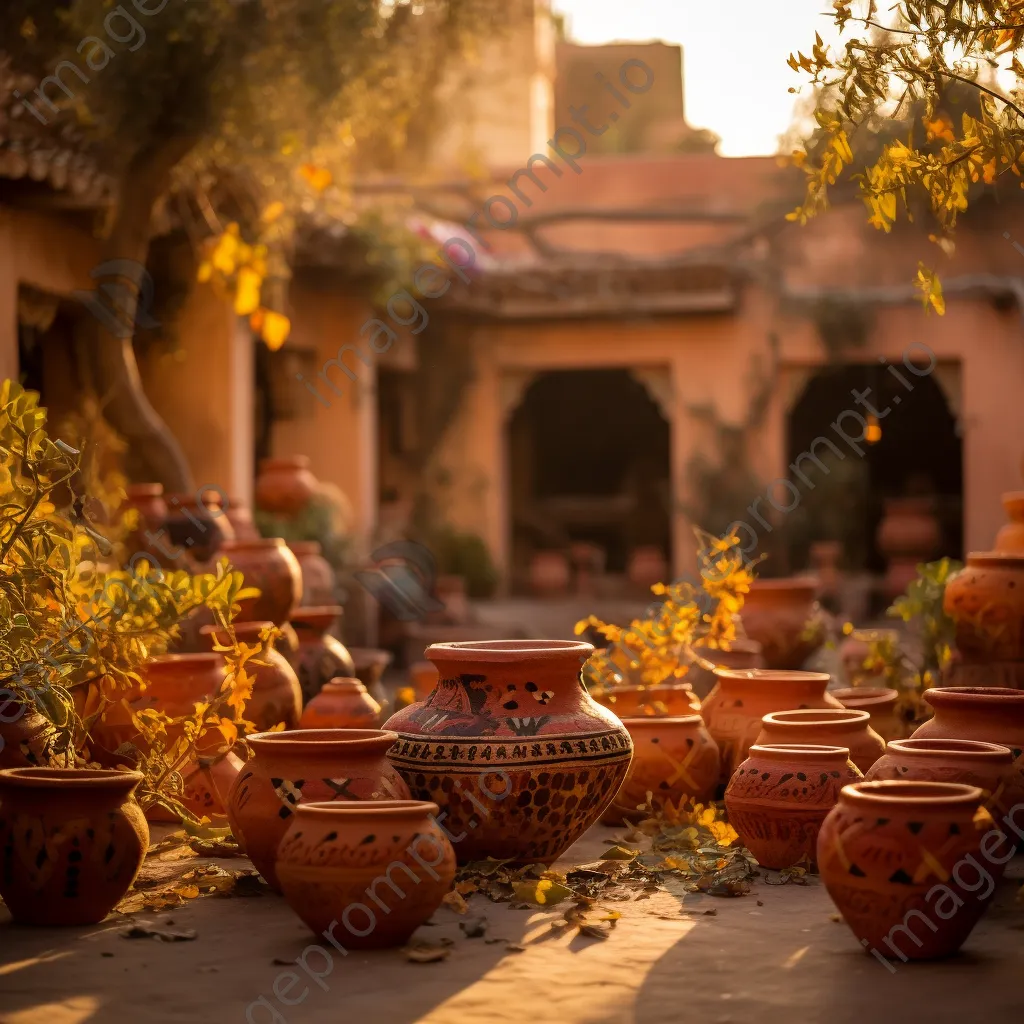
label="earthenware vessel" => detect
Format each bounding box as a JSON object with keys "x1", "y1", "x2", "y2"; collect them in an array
[
  {"x1": 287, "y1": 541, "x2": 336, "y2": 606},
  {"x1": 755, "y1": 709, "x2": 886, "y2": 774},
  {"x1": 288, "y1": 606, "x2": 356, "y2": 702},
  {"x1": 0, "y1": 701, "x2": 58, "y2": 768},
  {"x1": 700, "y1": 669, "x2": 844, "y2": 782},
  {"x1": 277, "y1": 800, "x2": 455, "y2": 948},
  {"x1": 299, "y1": 678, "x2": 382, "y2": 730},
  {"x1": 163, "y1": 492, "x2": 234, "y2": 564},
  {"x1": 226, "y1": 728, "x2": 409, "y2": 890},
  {"x1": 409, "y1": 661, "x2": 439, "y2": 701},
  {"x1": 838, "y1": 628, "x2": 900, "y2": 688},
  {"x1": 832, "y1": 687, "x2": 902, "y2": 742},
  {"x1": 602, "y1": 715, "x2": 720, "y2": 824},
  {"x1": 348, "y1": 647, "x2": 393, "y2": 717},
  {"x1": 739, "y1": 578, "x2": 826, "y2": 669},
  {"x1": 590, "y1": 683, "x2": 699, "y2": 718},
  {"x1": 913, "y1": 687, "x2": 1024, "y2": 763},
  {"x1": 877, "y1": 497, "x2": 940, "y2": 600},
  {"x1": 683, "y1": 639, "x2": 765, "y2": 700},
  {"x1": 0, "y1": 768, "x2": 148, "y2": 925},
  {"x1": 255, "y1": 456, "x2": 319, "y2": 515},
  {"x1": 725, "y1": 744, "x2": 861, "y2": 869},
  {"x1": 217, "y1": 538, "x2": 302, "y2": 626},
  {"x1": 994, "y1": 492, "x2": 1024, "y2": 553},
  {"x1": 384, "y1": 640, "x2": 633, "y2": 865},
  {"x1": 818, "y1": 781, "x2": 1005, "y2": 960}
]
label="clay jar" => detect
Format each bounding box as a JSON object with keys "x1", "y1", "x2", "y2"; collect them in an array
[
  {"x1": 739, "y1": 578, "x2": 826, "y2": 669},
  {"x1": 299, "y1": 677, "x2": 382, "y2": 730},
  {"x1": 255, "y1": 456, "x2": 319, "y2": 515},
  {"x1": 288, "y1": 606, "x2": 356, "y2": 702},
  {"x1": 277, "y1": 800, "x2": 455, "y2": 948},
  {"x1": 602, "y1": 715, "x2": 720, "y2": 825},
  {"x1": 163, "y1": 492, "x2": 235, "y2": 564},
  {"x1": 700, "y1": 669, "x2": 844, "y2": 782},
  {"x1": 684, "y1": 639, "x2": 765, "y2": 701},
  {"x1": 0, "y1": 768, "x2": 148, "y2": 925},
  {"x1": 995, "y1": 492, "x2": 1024, "y2": 553},
  {"x1": 832, "y1": 687, "x2": 902, "y2": 742},
  {"x1": 200, "y1": 622, "x2": 303, "y2": 731},
  {"x1": 384, "y1": 640, "x2": 633, "y2": 865},
  {"x1": 913, "y1": 687, "x2": 1024, "y2": 763},
  {"x1": 287, "y1": 541, "x2": 336, "y2": 606},
  {"x1": 218, "y1": 538, "x2": 303, "y2": 625},
  {"x1": 226, "y1": 728, "x2": 410, "y2": 890},
  {"x1": 0, "y1": 702, "x2": 58, "y2": 769},
  {"x1": 817, "y1": 781, "x2": 1006, "y2": 960},
  {"x1": 591, "y1": 683, "x2": 699, "y2": 718},
  {"x1": 755, "y1": 709, "x2": 886, "y2": 774},
  {"x1": 725, "y1": 744, "x2": 861, "y2": 869}
]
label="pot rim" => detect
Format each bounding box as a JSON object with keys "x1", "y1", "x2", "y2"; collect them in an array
[
  {"x1": 218, "y1": 537, "x2": 291, "y2": 550},
  {"x1": 320, "y1": 677, "x2": 367, "y2": 692},
  {"x1": 426, "y1": 639, "x2": 594, "y2": 662},
  {"x1": 761, "y1": 709, "x2": 870, "y2": 728},
  {"x1": 290, "y1": 606, "x2": 344, "y2": 631},
  {"x1": 714, "y1": 668, "x2": 831, "y2": 685},
  {"x1": 747, "y1": 576, "x2": 819, "y2": 594},
  {"x1": 886, "y1": 738, "x2": 1014, "y2": 761},
  {"x1": 963, "y1": 551, "x2": 1024, "y2": 568},
  {"x1": 247, "y1": 728, "x2": 397, "y2": 756},
  {"x1": 925, "y1": 686, "x2": 1024, "y2": 707},
  {"x1": 621, "y1": 714, "x2": 704, "y2": 728},
  {"x1": 145, "y1": 652, "x2": 225, "y2": 669},
  {"x1": 831, "y1": 687, "x2": 899, "y2": 704},
  {"x1": 295, "y1": 799, "x2": 438, "y2": 821},
  {"x1": 840, "y1": 780, "x2": 984, "y2": 808},
  {"x1": 0, "y1": 767, "x2": 144, "y2": 790},
  {"x1": 746, "y1": 743, "x2": 851, "y2": 759}
]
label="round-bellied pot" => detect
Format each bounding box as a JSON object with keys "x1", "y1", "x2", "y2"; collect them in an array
[
  {"x1": 817, "y1": 781, "x2": 1006, "y2": 960},
  {"x1": 589, "y1": 682, "x2": 699, "y2": 718},
  {"x1": 217, "y1": 538, "x2": 303, "y2": 626},
  {"x1": 287, "y1": 541, "x2": 336, "y2": 606},
  {"x1": 739, "y1": 578, "x2": 826, "y2": 670},
  {"x1": 163, "y1": 492, "x2": 235, "y2": 564},
  {"x1": 755, "y1": 709, "x2": 886, "y2": 774},
  {"x1": 288, "y1": 606, "x2": 356, "y2": 703},
  {"x1": 299, "y1": 677, "x2": 382, "y2": 730},
  {"x1": 913, "y1": 687, "x2": 1024, "y2": 764},
  {"x1": 255, "y1": 456, "x2": 319, "y2": 516},
  {"x1": 602, "y1": 715, "x2": 720, "y2": 825},
  {"x1": 0, "y1": 702, "x2": 58, "y2": 768},
  {"x1": 276, "y1": 800, "x2": 455, "y2": 948},
  {"x1": 200, "y1": 621, "x2": 303, "y2": 731},
  {"x1": 995, "y1": 492, "x2": 1024, "y2": 553},
  {"x1": 724, "y1": 744, "x2": 861, "y2": 869},
  {"x1": 383, "y1": 640, "x2": 633, "y2": 865},
  {"x1": 348, "y1": 647, "x2": 394, "y2": 717},
  {"x1": 700, "y1": 669, "x2": 844, "y2": 782},
  {"x1": 0, "y1": 768, "x2": 148, "y2": 925},
  {"x1": 226, "y1": 729, "x2": 410, "y2": 890},
  {"x1": 832, "y1": 687, "x2": 902, "y2": 743}
]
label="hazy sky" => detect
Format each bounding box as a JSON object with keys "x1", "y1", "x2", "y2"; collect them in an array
[{"x1": 551, "y1": 0, "x2": 843, "y2": 156}]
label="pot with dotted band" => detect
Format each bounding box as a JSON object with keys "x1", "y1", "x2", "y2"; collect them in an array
[{"x1": 383, "y1": 640, "x2": 633, "y2": 865}]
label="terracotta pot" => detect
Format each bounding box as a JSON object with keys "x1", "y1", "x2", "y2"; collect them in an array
[
  {"x1": 994, "y1": 492, "x2": 1024, "y2": 553},
  {"x1": 739, "y1": 578, "x2": 826, "y2": 670},
  {"x1": 287, "y1": 541, "x2": 336, "y2": 606},
  {"x1": 348, "y1": 647, "x2": 394, "y2": 717},
  {"x1": 384, "y1": 640, "x2": 633, "y2": 865},
  {"x1": 200, "y1": 621, "x2": 303, "y2": 731},
  {"x1": 163, "y1": 493, "x2": 235, "y2": 564},
  {"x1": 529, "y1": 551, "x2": 570, "y2": 597},
  {"x1": 0, "y1": 767, "x2": 148, "y2": 925},
  {"x1": 217, "y1": 538, "x2": 303, "y2": 626},
  {"x1": 224, "y1": 498, "x2": 261, "y2": 541},
  {"x1": 700, "y1": 668, "x2": 844, "y2": 782},
  {"x1": 589, "y1": 684, "x2": 644, "y2": 717},
  {"x1": 227, "y1": 728, "x2": 410, "y2": 889},
  {"x1": 755, "y1": 708, "x2": 886, "y2": 774},
  {"x1": 409, "y1": 661, "x2": 439, "y2": 701},
  {"x1": 299, "y1": 677, "x2": 382, "y2": 729},
  {"x1": 725, "y1": 744, "x2": 861, "y2": 869},
  {"x1": 832, "y1": 687, "x2": 902, "y2": 742},
  {"x1": 288, "y1": 606, "x2": 356, "y2": 703},
  {"x1": 627, "y1": 546, "x2": 669, "y2": 591},
  {"x1": 180, "y1": 752, "x2": 247, "y2": 825},
  {"x1": 602, "y1": 715, "x2": 720, "y2": 824},
  {"x1": 255, "y1": 456, "x2": 319, "y2": 516},
  {"x1": 277, "y1": 800, "x2": 455, "y2": 948},
  {"x1": 838, "y1": 628, "x2": 900, "y2": 688},
  {"x1": 0, "y1": 700, "x2": 59, "y2": 768},
  {"x1": 683, "y1": 639, "x2": 765, "y2": 700},
  {"x1": 818, "y1": 781, "x2": 1006, "y2": 960},
  {"x1": 913, "y1": 686, "x2": 1024, "y2": 764}
]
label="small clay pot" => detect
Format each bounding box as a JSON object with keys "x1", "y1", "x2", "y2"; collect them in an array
[
  {"x1": 725, "y1": 744, "x2": 861, "y2": 869},
  {"x1": 818, "y1": 781, "x2": 1006, "y2": 960},
  {"x1": 995, "y1": 492, "x2": 1024, "y2": 553},
  {"x1": 226, "y1": 728, "x2": 410, "y2": 890},
  {"x1": 832, "y1": 687, "x2": 902, "y2": 742},
  {"x1": 0, "y1": 767, "x2": 148, "y2": 925},
  {"x1": 739, "y1": 578, "x2": 827, "y2": 670},
  {"x1": 299, "y1": 677, "x2": 382, "y2": 730},
  {"x1": 255, "y1": 456, "x2": 319, "y2": 516},
  {"x1": 277, "y1": 800, "x2": 455, "y2": 948},
  {"x1": 288, "y1": 606, "x2": 356, "y2": 702},
  {"x1": 602, "y1": 715, "x2": 720, "y2": 824},
  {"x1": 409, "y1": 661, "x2": 439, "y2": 701},
  {"x1": 755, "y1": 708, "x2": 886, "y2": 774},
  {"x1": 287, "y1": 541, "x2": 336, "y2": 606},
  {"x1": 684, "y1": 639, "x2": 765, "y2": 700},
  {"x1": 913, "y1": 686, "x2": 1024, "y2": 763},
  {"x1": 163, "y1": 492, "x2": 235, "y2": 564},
  {"x1": 348, "y1": 647, "x2": 394, "y2": 716},
  {"x1": 217, "y1": 538, "x2": 303, "y2": 625}
]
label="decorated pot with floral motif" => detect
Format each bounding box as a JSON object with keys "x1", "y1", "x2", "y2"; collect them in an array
[
  {"x1": 225, "y1": 728, "x2": 409, "y2": 890},
  {"x1": 739, "y1": 578, "x2": 827, "y2": 669},
  {"x1": 0, "y1": 768, "x2": 148, "y2": 925},
  {"x1": 725, "y1": 744, "x2": 861, "y2": 869},
  {"x1": 288, "y1": 606, "x2": 356, "y2": 702},
  {"x1": 384, "y1": 640, "x2": 632, "y2": 865},
  {"x1": 754, "y1": 708, "x2": 886, "y2": 774},
  {"x1": 299, "y1": 677, "x2": 382, "y2": 730},
  {"x1": 217, "y1": 538, "x2": 303, "y2": 626}
]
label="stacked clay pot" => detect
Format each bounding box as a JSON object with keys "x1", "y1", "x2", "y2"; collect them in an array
[
  {"x1": 288, "y1": 541, "x2": 336, "y2": 606},
  {"x1": 818, "y1": 781, "x2": 1008, "y2": 960},
  {"x1": 217, "y1": 538, "x2": 303, "y2": 626},
  {"x1": 288, "y1": 606, "x2": 356, "y2": 702},
  {"x1": 755, "y1": 708, "x2": 886, "y2": 774},
  {"x1": 277, "y1": 800, "x2": 455, "y2": 948},
  {"x1": 739, "y1": 578, "x2": 826, "y2": 670},
  {"x1": 700, "y1": 669, "x2": 844, "y2": 782},
  {"x1": 913, "y1": 687, "x2": 1024, "y2": 763},
  {"x1": 725, "y1": 744, "x2": 862, "y2": 869},
  {"x1": 831, "y1": 687, "x2": 902, "y2": 743},
  {"x1": 255, "y1": 456, "x2": 319, "y2": 516},
  {"x1": 994, "y1": 492, "x2": 1024, "y2": 553},
  {"x1": 384, "y1": 640, "x2": 633, "y2": 864},
  {"x1": 602, "y1": 715, "x2": 720, "y2": 824},
  {"x1": 0, "y1": 768, "x2": 148, "y2": 925},
  {"x1": 226, "y1": 728, "x2": 410, "y2": 890},
  {"x1": 299, "y1": 677, "x2": 382, "y2": 730}
]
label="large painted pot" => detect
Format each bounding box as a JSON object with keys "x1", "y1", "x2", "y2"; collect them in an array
[
  {"x1": 700, "y1": 669, "x2": 844, "y2": 782},
  {"x1": 288, "y1": 606, "x2": 356, "y2": 703},
  {"x1": 299, "y1": 677, "x2": 382, "y2": 730},
  {"x1": 818, "y1": 781, "x2": 1007, "y2": 960},
  {"x1": 739, "y1": 578, "x2": 826, "y2": 669},
  {"x1": 725, "y1": 744, "x2": 861, "y2": 869},
  {"x1": 226, "y1": 728, "x2": 409, "y2": 890},
  {"x1": 218, "y1": 538, "x2": 303, "y2": 626},
  {"x1": 831, "y1": 687, "x2": 903, "y2": 743},
  {"x1": 384, "y1": 640, "x2": 633, "y2": 865},
  {"x1": 995, "y1": 492, "x2": 1024, "y2": 553},
  {"x1": 0, "y1": 768, "x2": 148, "y2": 925},
  {"x1": 602, "y1": 715, "x2": 719, "y2": 825},
  {"x1": 254, "y1": 456, "x2": 319, "y2": 516},
  {"x1": 913, "y1": 687, "x2": 1024, "y2": 764},
  {"x1": 287, "y1": 541, "x2": 336, "y2": 606},
  {"x1": 755, "y1": 708, "x2": 886, "y2": 774},
  {"x1": 277, "y1": 800, "x2": 455, "y2": 949}
]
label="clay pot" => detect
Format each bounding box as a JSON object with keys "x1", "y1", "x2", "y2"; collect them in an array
[
  {"x1": 348, "y1": 647, "x2": 394, "y2": 717},
  {"x1": 200, "y1": 622, "x2": 303, "y2": 731},
  {"x1": 529, "y1": 551, "x2": 570, "y2": 597},
  {"x1": 913, "y1": 686, "x2": 1024, "y2": 764},
  {"x1": 838, "y1": 628, "x2": 900, "y2": 688},
  {"x1": 287, "y1": 541, "x2": 336, "y2": 606},
  {"x1": 739, "y1": 578, "x2": 826, "y2": 669},
  {"x1": 384, "y1": 640, "x2": 633, "y2": 864},
  {"x1": 217, "y1": 538, "x2": 303, "y2": 626},
  {"x1": 255, "y1": 456, "x2": 319, "y2": 516},
  {"x1": 725, "y1": 744, "x2": 861, "y2": 869},
  {"x1": 832, "y1": 687, "x2": 902, "y2": 742},
  {"x1": 602, "y1": 715, "x2": 720, "y2": 824},
  {"x1": 627, "y1": 546, "x2": 669, "y2": 591},
  {"x1": 224, "y1": 498, "x2": 261, "y2": 541},
  {"x1": 163, "y1": 493, "x2": 235, "y2": 564},
  {"x1": 299, "y1": 677, "x2": 382, "y2": 729},
  {"x1": 180, "y1": 752, "x2": 247, "y2": 825},
  {"x1": 818, "y1": 781, "x2": 1006, "y2": 960},
  {"x1": 0, "y1": 700, "x2": 58, "y2": 768},
  {"x1": 700, "y1": 669, "x2": 844, "y2": 782},
  {"x1": 288, "y1": 606, "x2": 356, "y2": 703},
  {"x1": 409, "y1": 661, "x2": 439, "y2": 701},
  {"x1": 994, "y1": 492, "x2": 1024, "y2": 553},
  {"x1": 683, "y1": 639, "x2": 765, "y2": 700},
  {"x1": 277, "y1": 800, "x2": 455, "y2": 948},
  {"x1": 755, "y1": 708, "x2": 886, "y2": 774},
  {"x1": 226, "y1": 728, "x2": 411, "y2": 890},
  {"x1": 0, "y1": 767, "x2": 148, "y2": 925}
]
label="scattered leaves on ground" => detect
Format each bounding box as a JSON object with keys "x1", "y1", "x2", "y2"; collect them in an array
[
  {"x1": 404, "y1": 942, "x2": 451, "y2": 964},
  {"x1": 117, "y1": 865, "x2": 270, "y2": 914}
]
